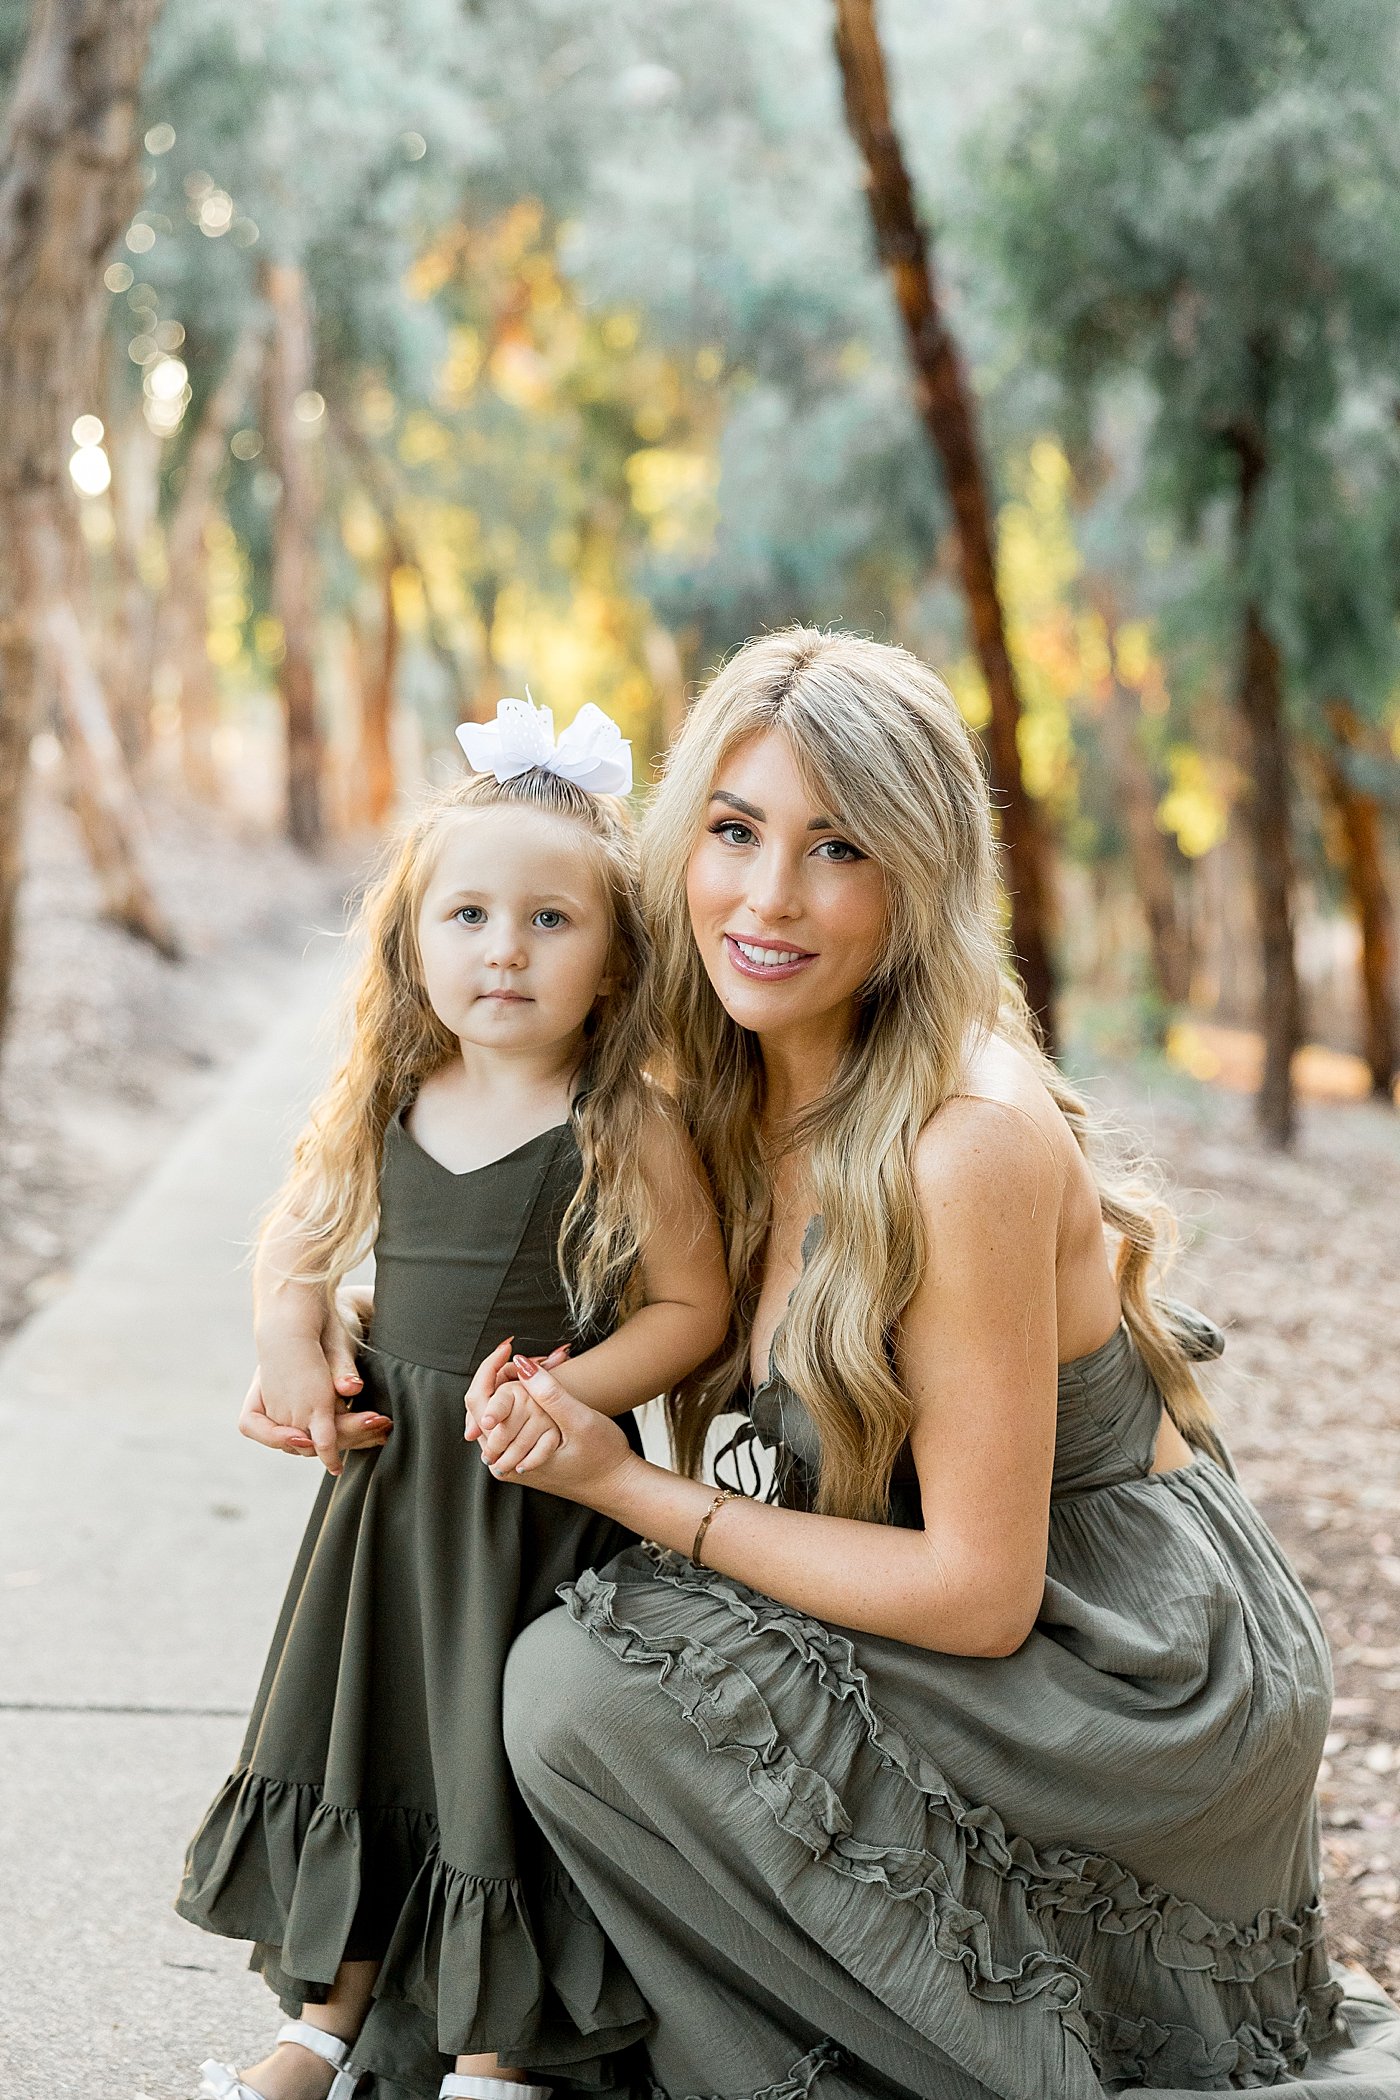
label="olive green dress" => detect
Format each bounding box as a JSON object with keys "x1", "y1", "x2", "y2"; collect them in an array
[
  {"x1": 504, "y1": 1287, "x2": 1400, "y2": 2098},
  {"x1": 176, "y1": 1111, "x2": 651, "y2": 2100}
]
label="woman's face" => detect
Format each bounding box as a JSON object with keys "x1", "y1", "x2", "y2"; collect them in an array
[{"x1": 684, "y1": 729, "x2": 889, "y2": 1043}]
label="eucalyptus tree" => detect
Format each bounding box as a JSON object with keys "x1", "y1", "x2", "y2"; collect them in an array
[
  {"x1": 0, "y1": 0, "x2": 175, "y2": 1039},
  {"x1": 131, "y1": 0, "x2": 481, "y2": 844},
  {"x1": 979, "y1": 0, "x2": 1400, "y2": 1144}
]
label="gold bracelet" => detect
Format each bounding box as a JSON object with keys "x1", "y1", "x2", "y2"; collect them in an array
[{"x1": 690, "y1": 1486, "x2": 740, "y2": 1568}]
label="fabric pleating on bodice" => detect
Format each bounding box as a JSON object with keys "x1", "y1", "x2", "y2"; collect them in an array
[
  {"x1": 720, "y1": 1297, "x2": 1226, "y2": 1527},
  {"x1": 366, "y1": 1109, "x2": 598, "y2": 1378}
]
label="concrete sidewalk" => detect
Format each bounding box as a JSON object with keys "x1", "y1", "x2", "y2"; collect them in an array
[{"x1": 0, "y1": 936, "x2": 347, "y2": 2100}]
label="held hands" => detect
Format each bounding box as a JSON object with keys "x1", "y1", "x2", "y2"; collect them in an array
[
  {"x1": 241, "y1": 1284, "x2": 390, "y2": 1471},
  {"x1": 464, "y1": 1338, "x2": 637, "y2": 1506}
]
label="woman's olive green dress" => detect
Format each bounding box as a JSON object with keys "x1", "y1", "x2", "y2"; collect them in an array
[
  {"x1": 505, "y1": 1284, "x2": 1400, "y2": 2099},
  {"x1": 176, "y1": 1112, "x2": 651, "y2": 2100}
]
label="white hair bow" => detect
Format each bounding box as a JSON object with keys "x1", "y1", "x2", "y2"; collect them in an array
[{"x1": 456, "y1": 694, "x2": 633, "y2": 796}]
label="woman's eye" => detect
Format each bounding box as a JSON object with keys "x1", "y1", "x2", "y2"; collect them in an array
[
  {"x1": 710, "y1": 819, "x2": 756, "y2": 847},
  {"x1": 454, "y1": 905, "x2": 485, "y2": 924},
  {"x1": 533, "y1": 909, "x2": 567, "y2": 929},
  {"x1": 813, "y1": 838, "x2": 865, "y2": 863}
]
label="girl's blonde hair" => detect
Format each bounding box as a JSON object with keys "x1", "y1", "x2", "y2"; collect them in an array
[
  {"x1": 269, "y1": 767, "x2": 658, "y2": 1330},
  {"x1": 647, "y1": 626, "x2": 1214, "y2": 1520}
]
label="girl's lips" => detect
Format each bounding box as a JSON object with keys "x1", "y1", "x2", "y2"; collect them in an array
[{"x1": 723, "y1": 933, "x2": 816, "y2": 981}]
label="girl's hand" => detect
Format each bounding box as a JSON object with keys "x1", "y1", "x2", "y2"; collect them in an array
[
  {"x1": 470, "y1": 1368, "x2": 563, "y2": 1478},
  {"x1": 463, "y1": 1340, "x2": 569, "y2": 1444},
  {"x1": 464, "y1": 1346, "x2": 637, "y2": 1507},
  {"x1": 239, "y1": 1366, "x2": 391, "y2": 1461}
]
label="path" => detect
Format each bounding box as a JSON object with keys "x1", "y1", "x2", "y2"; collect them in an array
[{"x1": 0, "y1": 937, "x2": 346, "y2": 2100}]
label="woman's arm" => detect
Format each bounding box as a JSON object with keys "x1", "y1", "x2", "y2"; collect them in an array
[
  {"x1": 478, "y1": 1100, "x2": 1062, "y2": 1657},
  {"x1": 547, "y1": 1107, "x2": 731, "y2": 1416}
]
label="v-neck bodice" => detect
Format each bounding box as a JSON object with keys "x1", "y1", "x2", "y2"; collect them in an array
[{"x1": 368, "y1": 1110, "x2": 598, "y2": 1377}]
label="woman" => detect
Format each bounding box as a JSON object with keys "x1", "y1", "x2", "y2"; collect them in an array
[{"x1": 461, "y1": 630, "x2": 1400, "y2": 2098}]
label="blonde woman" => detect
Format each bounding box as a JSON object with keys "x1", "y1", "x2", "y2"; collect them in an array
[{"x1": 469, "y1": 632, "x2": 1400, "y2": 2098}]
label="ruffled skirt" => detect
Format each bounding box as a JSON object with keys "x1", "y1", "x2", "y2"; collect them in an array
[{"x1": 504, "y1": 1457, "x2": 1400, "y2": 2096}]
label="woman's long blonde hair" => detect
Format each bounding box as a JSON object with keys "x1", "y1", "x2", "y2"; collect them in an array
[
  {"x1": 267, "y1": 767, "x2": 658, "y2": 1329},
  {"x1": 647, "y1": 626, "x2": 1214, "y2": 1520}
]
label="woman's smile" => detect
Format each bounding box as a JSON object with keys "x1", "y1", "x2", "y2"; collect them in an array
[{"x1": 723, "y1": 933, "x2": 817, "y2": 980}]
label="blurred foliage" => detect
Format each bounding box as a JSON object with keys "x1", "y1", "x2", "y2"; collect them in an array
[{"x1": 8, "y1": 0, "x2": 1398, "y2": 1050}]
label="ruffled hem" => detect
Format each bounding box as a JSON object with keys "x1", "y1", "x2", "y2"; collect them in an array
[
  {"x1": 176, "y1": 1767, "x2": 648, "y2": 2069},
  {"x1": 564, "y1": 1547, "x2": 1346, "y2": 2096},
  {"x1": 648, "y1": 2037, "x2": 849, "y2": 2100},
  {"x1": 376, "y1": 1833, "x2": 649, "y2": 2058}
]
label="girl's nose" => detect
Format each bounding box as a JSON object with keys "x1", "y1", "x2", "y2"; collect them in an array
[{"x1": 483, "y1": 924, "x2": 528, "y2": 969}]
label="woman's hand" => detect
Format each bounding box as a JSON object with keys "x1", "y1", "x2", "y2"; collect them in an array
[{"x1": 464, "y1": 1341, "x2": 638, "y2": 1506}]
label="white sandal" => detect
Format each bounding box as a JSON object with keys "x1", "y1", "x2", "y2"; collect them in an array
[
  {"x1": 197, "y1": 2019, "x2": 360, "y2": 2099},
  {"x1": 438, "y1": 2081, "x2": 552, "y2": 2099}
]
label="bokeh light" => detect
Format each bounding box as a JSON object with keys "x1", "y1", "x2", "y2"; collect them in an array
[{"x1": 69, "y1": 445, "x2": 112, "y2": 497}]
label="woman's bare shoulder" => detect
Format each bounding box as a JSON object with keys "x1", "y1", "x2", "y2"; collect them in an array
[
  {"x1": 911, "y1": 1055, "x2": 1067, "y2": 1228},
  {"x1": 916, "y1": 1034, "x2": 1066, "y2": 1169}
]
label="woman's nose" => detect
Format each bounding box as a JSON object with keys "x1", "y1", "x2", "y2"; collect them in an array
[{"x1": 744, "y1": 846, "x2": 804, "y2": 923}]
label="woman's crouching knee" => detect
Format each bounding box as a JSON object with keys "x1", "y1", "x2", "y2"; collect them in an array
[{"x1": 504, "y1": 1604, "x2": 633, "y2": 1805}]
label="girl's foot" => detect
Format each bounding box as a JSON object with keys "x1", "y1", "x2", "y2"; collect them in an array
[{"x1": 198, "y1": 2020, "x2": 358, "y2": 2100}]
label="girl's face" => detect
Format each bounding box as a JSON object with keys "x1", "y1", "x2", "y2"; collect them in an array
[
  {"x1": 417, "y1": 806, "x2": 615, "y2": 1057},
  {"x1": 684, "y1": 729, "x2": 889, "y2": 1043}
]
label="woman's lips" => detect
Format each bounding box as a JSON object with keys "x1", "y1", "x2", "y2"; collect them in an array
[{"x1": 723, "y1": 933, "x2": 815, "y2": 981}]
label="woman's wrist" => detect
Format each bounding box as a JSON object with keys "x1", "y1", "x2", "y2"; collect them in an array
[{"x1": 602, "y1": 1450, "x2": 719, "y2": 1551}]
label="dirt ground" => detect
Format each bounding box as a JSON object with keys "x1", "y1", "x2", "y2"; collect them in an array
[
  {"x1": 8, "y1": 783, "x2": 1400, "y2": 1989},
  {"x1": 0, "y1": 774, "x2": 356, "y2": 1338},
  {"x1": 1089, "y1": 1062, "x2": 1400, "y2": 1989}
]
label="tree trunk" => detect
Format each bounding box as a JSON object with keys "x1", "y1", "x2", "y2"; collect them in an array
[
  {"x1": 1086, "y1": 582, "x2": 1191, "y2": 1012},
  {"x1": 643, "y1": 623, "x2": 688, "y2": 761},
  {"x1": 1230, "y1": 429, "x2": 1301, "y2": 1147},
  {"x1": 262, "y1": 259, "x2": 323, "y2": 851},
  {"x1": 46, "y1": 582, "x2": 179, "y2": 956},
  {"x1": 0, "y1": 0, "x2": 171, "y2": 1033},
  {"x1": 329, "y1": 404, "x2": 467, "y2": 700},
  {"x1": 359, "y1": 552, "x2": 398, "y2": 827},
  {"x1": 469, "y1": 573, "x2": 505, "y2": 727},
  {"x1": 1320, "y1": 701, "x2": 1397, "y2": 1100},
  {"x1": 108, "y1": 412, "x2": 162, "y2": 770},
  {"x1": 158, "y1": 319, "x2": 264, "y2": 800},
  {"x1": 831, "y1": 0, "x2": 1057, "y2": 1044}
]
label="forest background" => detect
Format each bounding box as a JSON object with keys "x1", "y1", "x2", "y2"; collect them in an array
[{"x1": 4, "y1": 0, "x2": 1400, "y2": 2010}]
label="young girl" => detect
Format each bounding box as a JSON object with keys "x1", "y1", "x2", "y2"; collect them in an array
[{"x1": 177, "y1": 700, "x2": 730, "y2": 2100}]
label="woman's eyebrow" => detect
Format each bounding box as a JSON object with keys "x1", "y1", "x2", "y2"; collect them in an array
[{"x1": 709, "y1": 790, "x2": 842, "y2": 830}]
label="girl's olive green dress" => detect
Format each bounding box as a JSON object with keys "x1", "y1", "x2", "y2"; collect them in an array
[
  {"x1": 505, "y1": 1285, "x2": 1400, "y2": 2099},
  {"x1": 176, "y1": 1113, "x2": 651, "y2": 2100}
]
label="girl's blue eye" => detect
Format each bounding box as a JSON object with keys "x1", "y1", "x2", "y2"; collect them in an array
[
  {"x1": 454, "y1": 905, "x2": 485, "y2": 924},
  {"x1": 534, "y1": 909, "x2": 567, "y2": 929},
  {"x1": 710, "y1": 819, "x2": 755, "y2": 846},
  {"x1": 814, "y1": 838, "x2": 865, "y2": 863}
]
